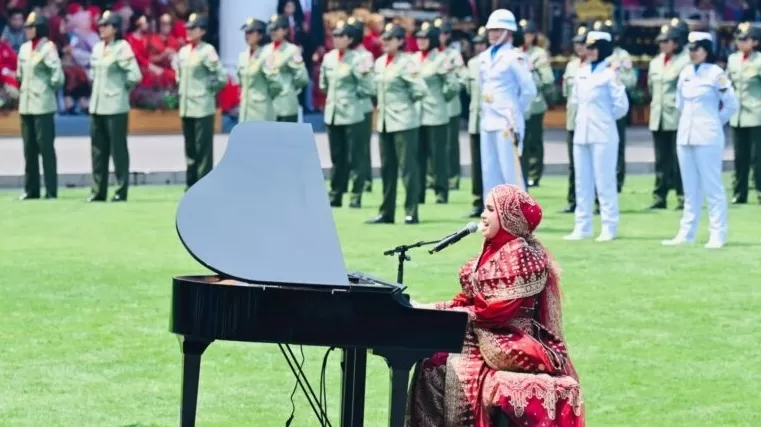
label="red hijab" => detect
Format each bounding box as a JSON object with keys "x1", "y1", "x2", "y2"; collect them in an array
[{"x1": 477, "y1": 184, "x2": 543, "y2": 268}]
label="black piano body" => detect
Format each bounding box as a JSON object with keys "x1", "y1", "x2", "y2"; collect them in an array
[{"x1": 170, "y1": 122, "x2": 468, "y2": 427}]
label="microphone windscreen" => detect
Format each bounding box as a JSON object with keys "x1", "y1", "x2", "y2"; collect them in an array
[{"x1": 467, "y1": 222, "x2": 479, "y2": 233}]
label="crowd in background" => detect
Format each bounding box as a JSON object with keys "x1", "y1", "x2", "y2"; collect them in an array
[
  {"x1": 0, "y1": 0, "x2": 207, "y2": 111},
  {"x1": 2, "y1": 0, "x2": 761, "y2": 116}
]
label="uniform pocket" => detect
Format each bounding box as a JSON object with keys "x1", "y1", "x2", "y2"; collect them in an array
[{"x1": 249, "y1": 92, "x2": 267, "y2": 102}]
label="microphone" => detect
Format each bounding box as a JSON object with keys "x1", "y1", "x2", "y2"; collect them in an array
[{"x1": 428, "y1": 222, "x2": 480, "y2": 254}]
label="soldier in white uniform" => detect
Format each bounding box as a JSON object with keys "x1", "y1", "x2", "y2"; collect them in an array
[
  {"x1": 478, "y1": 9, "x2": 536, "y2": 198},
  {"x1": 663, "y1": 32, "x2": 738, "y2": 249},
  {"x1": 564, "y1": 31, "x2": 629, "y2": 242}
]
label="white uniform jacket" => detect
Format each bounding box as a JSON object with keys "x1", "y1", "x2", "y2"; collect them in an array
[
  {"x1": 570, "y1": 60, "x2": 629, "y2": 145},
  {"x1": 478, "y1": 44, "x2": 536, "y2": 142},
  {"x1": 675, "y1": 63, "x2": 738, "y2": 146}
]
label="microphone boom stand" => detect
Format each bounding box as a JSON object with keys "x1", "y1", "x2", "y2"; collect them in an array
[{"x1": 382, "y1": 239, "x2": 441, "y2": 285}]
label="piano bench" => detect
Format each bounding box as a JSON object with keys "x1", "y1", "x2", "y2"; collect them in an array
[{"x1": 487, "y1": 372, "x2": 583, "y2": 427}]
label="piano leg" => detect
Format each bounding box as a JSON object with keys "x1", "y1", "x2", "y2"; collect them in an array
[
  {"x1": 388, "y1": 366, "x2": 410, "y2": 427},
  {"x1": 340, "y1": 348, "x2": 367, "y2": 427},
  {"x1": 372, "y1": 349, "x2": 432, "y2": 427},
  {"x1": 178, "y1": 336, "x2": 212, "y2": 427}
]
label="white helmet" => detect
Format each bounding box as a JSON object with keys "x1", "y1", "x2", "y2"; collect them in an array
[{"x1": 485, "y1": 9, "x2": 517, "y2": 32}]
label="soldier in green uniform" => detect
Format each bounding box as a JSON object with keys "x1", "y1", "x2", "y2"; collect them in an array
[
  {"x1": 366, "y1": 23, "x2": 427, "y2": 225},
  {"x1": 321, "y1": 20, "x2": 374, "y2": 208},
  {"x1": 434, "y1": 18, "x2": 466, "y2": 190},
  {"x1": 87, "y1": 11, "x2": 142, "y2": 202},
  {"x1": 464, "y1": 26, "x2": 487, "y2": 218},
  {"x1": 594, "y1": 20, "x2": 636, "y2": 193},
  {"x1": 175, "y1": 13, "x2": 227, "y2": 190},
  {"x1": 16, "y1": 12, "x2": 63, "y2": 200},
  {"x1": 415, "y1": 21, "x2": 458, "y2": 205},
  {"x1": 518, "y1": 19, "x2": 555, "y2": 188},
  {"x1": 263, "y1": 15, "x2": 309, "y2": 123},
  {"x1": 346, "y1": 17, "x2": 375, "y2": 195},
  {"x1": 727, "y1": 23, "x2": 761, "y2": 205},
  {"x1": 559, "y1": 25, "x2": 588, "y2": 213},
  {"x1": 236, "y1": 18, "x2": 282, "y2": 123},
  {"x1": 647, "y1": 24, "x2": 689, "y2": 210}
]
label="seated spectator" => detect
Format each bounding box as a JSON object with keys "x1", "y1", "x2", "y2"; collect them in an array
[
  {"x1": 128, "y1": 12, "x2": 179, "y2": 109},
  {"x1": 60, "y1": 37, "x2": 90, "y2": 114},
  {"x1": 0, "y1": 38, "x2": 18, "y2": 110},
  {"x1": 138, "y1": 12, "x2": 184, "y2": 109},
  {"x1": 148, "y1": 13, "x2": 182, "y2": 82},
  {"x1": 364, "y1": 13, "x2": 384, "y2": 59},
  {"x1": 60, "y1": 8, "x2": 99, "y2": 114},
  {"x1": 398, "y1": 17, "x2": 418, "y2": 52},
  {"x1": 167, "y1": 0, "x2": 189, "y2": 40},
  {"x1": 1, "y1": 9, "x2": 27, "y2": 52},
  {"x1": 47, "y1": 14, "x2": 67, "y2": 48},
  {"x1": 65, "y1": 9, "x2": 99, "y2": 67},
  {"x1": 87, "y1": 5, "x2": 102, "y2": 32},
  {"x1": 279, "y1": 0, "x2": 308, "y2": 43},
  {"x1": 126, "y1": 14, "x2": 152, "y2": 78}
]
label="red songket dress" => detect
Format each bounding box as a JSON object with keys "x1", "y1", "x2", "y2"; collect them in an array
[{"x1": 405, "y1": 233, "x2": 584, "y2": 427}]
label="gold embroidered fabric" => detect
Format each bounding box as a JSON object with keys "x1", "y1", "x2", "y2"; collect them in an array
[
  {"x1": 481, "y1": 372, "x2": 584, "y2": 420},
  {"x1": 473, "y1": 238, "x2": 548, "y2": 302},
  {"x1": 475, "y1": 320, "x2": 569, "y2": 374}
]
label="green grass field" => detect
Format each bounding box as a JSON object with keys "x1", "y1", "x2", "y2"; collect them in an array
[{"x1": 1, "y1": 176, "x2": 760, "y2": 427}]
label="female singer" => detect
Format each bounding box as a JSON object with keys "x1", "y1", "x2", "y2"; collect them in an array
[
  {"x1": 564, "y1": 31, "x2": 629, "y2": 242},
  {"x1": 407, "y1": 184, "x2": 584, "y2": 427},
  {"x1": 662, "y1": 32, "x2": 738, "y2": 249}
]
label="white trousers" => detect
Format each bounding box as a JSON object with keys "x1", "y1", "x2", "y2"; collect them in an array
[
  {"x1": 573, "y1": 143, "x2": 620, "y2": 235},
  {"x1": 676, "y1": 144, "x2": 728, "y2": 242},
  {"x1": 481, "y1": 130, "x2": 525, "y2": 200}
]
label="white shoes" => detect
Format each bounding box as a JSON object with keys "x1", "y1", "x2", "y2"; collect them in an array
[
  {"x1": 661, "y1": 235, "x2": 724, "y2": 248},
  {"x1": 704, "y1": 239, "x2": 725, "y2": 249},
  {"x1": 563, "y1": 231, "x2": 616, "y2": 241},
  {"x1": 661, "y1": 236, "x2": 693, "y2": 246},
  {"x1": 595, "y1": 230, "x2": 617, "y2": 242},
  {"x1": 563, "y1": 231, "x2": 592, "y2": 241}
]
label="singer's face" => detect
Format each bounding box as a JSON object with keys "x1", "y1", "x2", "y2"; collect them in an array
[{"x1": 481, "y1": 196, "x2": 501, "y2": 240}]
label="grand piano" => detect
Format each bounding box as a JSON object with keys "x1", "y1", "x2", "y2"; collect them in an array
[{"x1": 170, "y1": 122, "x2": 469, "y2": 427}]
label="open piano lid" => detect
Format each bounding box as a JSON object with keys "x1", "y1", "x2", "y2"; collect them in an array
[{"x1": 176, "y1": 122, "x2": 350, "y2": 288}]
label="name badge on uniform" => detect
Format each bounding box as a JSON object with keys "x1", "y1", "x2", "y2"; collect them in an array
[
  {"x1": 340, "y1": 63, "x2": 350, "y2": 73},
  {"x1": 483, "y1": 94, "x2": 493, "y2": 103},
  {"x1": 32, "y1": 53, "x2": 41, "y2": 63},
  {"x1": 250, "y1": 62, "x2": 260, "y2": 73}
]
